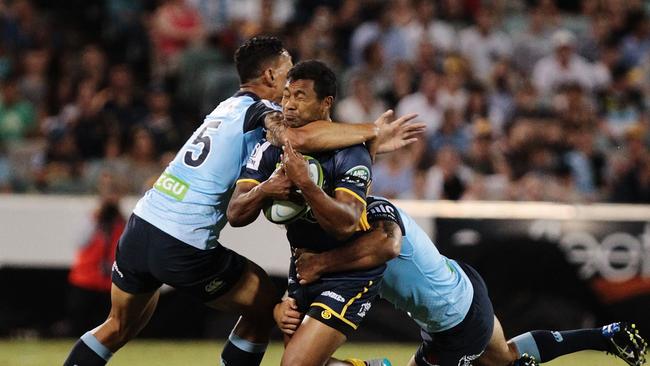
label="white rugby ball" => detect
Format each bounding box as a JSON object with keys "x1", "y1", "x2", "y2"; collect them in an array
[{"x1": 264, "y1": 156, "x2": 323, "y2": 224}]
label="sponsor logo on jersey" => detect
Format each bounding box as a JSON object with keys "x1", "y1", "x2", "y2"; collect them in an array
[
  {"x1": 321, "y1": 291, "x2": 345, "y2": 303},
  {"x1": 205, "y1": 278, "x2": 224, "y2": 294},
  {"x1": 357, "y1": 301, "x2": 372, "y2": 318},
  {"x1": 321, "y1": 309, "x2": 332, "y2": 320},
  {"x1": 112, "y1": 262, "x2": 124, "y2": 278},
  {"x1": 341, "y1": 165, "x2": 370, "y2": 188},
  {"x1": 552, "y1": 331, "x2": 564, "y2": 342},
  {"x1": 154, "y1": 172, "x2": 189, "y2": 201},
  {"x1": 247, "y1": 141, "x2": 271, "y2": 170},
  {"x1": 458, "y1": 351, "x2": 483, "y2": 366}
]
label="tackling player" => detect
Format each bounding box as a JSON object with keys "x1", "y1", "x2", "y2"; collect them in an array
[
  {"x1": 228, "y1": 60, "x2": 387, "y2": 366},
  {"x1": 279, "y1": 197, "x2": 648, "y2": 366},
  {"x1": 63, "y1": 36, "x2": 421, "y2": 366}
]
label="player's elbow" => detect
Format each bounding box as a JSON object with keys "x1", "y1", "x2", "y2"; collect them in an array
[
  {"x1": 226, "y1": 205, "x2": 246, "y2": 227},
  {"x1": 331, "y1": 219, "x2": 358, "y2": 241}
]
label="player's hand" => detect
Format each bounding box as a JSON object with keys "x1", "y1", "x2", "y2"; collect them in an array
[
  {"x1": 259, "y1": 166, "x2": 292, "y2": 200},
  {"x1": 282, "y1": 141, "x2": 311, "y2": 188},
  {"x1": 295, "y1": 249, "x2": 324, "y2": 285},
  {"x1": 273, "y1": 298, "x2": 303, "y2": 335},
  {"x1": 371, "y1": 110, "x2": 424, "y2": 155},
  {"x1": 264, "y1": 111, "x2": 288, "y2": 147}
]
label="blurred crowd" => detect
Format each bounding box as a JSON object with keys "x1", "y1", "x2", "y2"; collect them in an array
[{"x1": 0, "y1": 0, "x2": 649, "y2": 203}]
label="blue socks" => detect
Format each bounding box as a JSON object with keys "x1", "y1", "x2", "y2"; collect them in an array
[
  {"x1": 63, "y1": 331, "x2": 113, "y2": 366},
  {"x1": 220, "y1": 331, "x2": 268, "y2": 366},
  {"x1": 511, "y1": 328, "x2": 608, "y2": 363}
]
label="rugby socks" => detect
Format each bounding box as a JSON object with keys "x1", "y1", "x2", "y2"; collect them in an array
[
  {"x1": 63, "y1": 331, "x2": 113, "y2": 366},
  {"x1": 511, "y1": 328, "x2": 608, "y2": 363},
  {"x1": 220, "y1": 331, "x2": 267, "y2": 366}
]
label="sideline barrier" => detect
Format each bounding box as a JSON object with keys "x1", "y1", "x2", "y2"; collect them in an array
[{"x1": 1, "y1": 194, "x2": 649, "y2": 336}]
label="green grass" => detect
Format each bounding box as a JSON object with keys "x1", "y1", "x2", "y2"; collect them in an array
[{"x1": 0, "y1": 339, "x2": 641, "y2": 366}]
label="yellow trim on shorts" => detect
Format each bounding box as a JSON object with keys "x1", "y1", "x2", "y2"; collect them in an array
[
  {"x1": 236, "y1": 178, "x2": 261, "y2": 185},
  {"x1": 310, "y1": 302, "x2": 358, "y2": 330},
  {"x1": 334, "y1": 187, "x2": 370, "y2": 231},
  {"x1": 341, "y1": 281, "x2": 372, "y2": 316}
]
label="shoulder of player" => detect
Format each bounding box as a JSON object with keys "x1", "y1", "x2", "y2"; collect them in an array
[
  {"x1": 255, "y1": 139, "x2": 282, "y2": 157},
  {"x1": 367, "y1": 196, "x2": 398, "y2": 213},
  {"x1": 334, "y1": 143, "x2": 371, "y2": 157}
]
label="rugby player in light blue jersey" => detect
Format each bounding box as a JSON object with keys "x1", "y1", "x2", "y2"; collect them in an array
[
  {"x1": 63, "y1": 36, "x2": 422, "y2": 366},
  {"x1": 278, "y1": 197, "x2": 647, "y2": 366}
]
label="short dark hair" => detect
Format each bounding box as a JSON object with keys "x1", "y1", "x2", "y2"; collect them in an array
[
  {"x1": 287, "y1": 60, "x2": 337, "y2": 100},
  {"x1": 234, "y1": 36, "x2": 285, "y2": 84}
]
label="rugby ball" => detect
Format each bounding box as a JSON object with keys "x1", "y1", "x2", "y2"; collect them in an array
[{"x1": 264, "y1": 156, "x2": 323, "y2": 224}]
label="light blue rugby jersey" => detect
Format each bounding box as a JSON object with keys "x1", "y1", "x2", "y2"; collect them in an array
[
  {"x1": 133, "y1": 91, "x2": 280, "y2": 249},
  {"x1": 366, "y1": 197, "x2": 474, "y2": 333}
]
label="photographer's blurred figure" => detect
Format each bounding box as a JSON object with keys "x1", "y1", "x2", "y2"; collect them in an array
[{"x1": 66, "y1": 171, "x2": 126, "y2": 336}]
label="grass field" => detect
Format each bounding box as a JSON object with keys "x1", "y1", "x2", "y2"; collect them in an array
[{"x1": 0, "y1": 340, "x2": 643, "y2": 366}]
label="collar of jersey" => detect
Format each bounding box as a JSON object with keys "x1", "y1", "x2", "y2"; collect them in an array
[{"x1": 234, "y1": 90, "x2": 261, "y2": 100}]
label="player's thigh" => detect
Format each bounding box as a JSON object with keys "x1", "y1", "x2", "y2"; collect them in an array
[
  {"x1": 416, "y1": 262, "x2": 495, "y2": 366},
  {"x1": 476, "y1": 316, "x2": 518, "y2": 366},
  {"x1": 205, "y1": 259, "x2": 280, "y2": 317},
  {"x1": 92, "y1": 284, "x2": 160, "y2": 351},
  {"x1": 281, "y1": 315, "x2": 347, "y2": 366}
]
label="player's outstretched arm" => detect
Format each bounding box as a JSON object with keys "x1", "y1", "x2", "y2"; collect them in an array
[
  {"x1": 265, "y1": 110, "x2": 422, "y2": 154},
  {"x1": 281, "y1": 143, "x2": 363, "y2": 240},
  {"x1": 295, "y1": 220, "x2": 402, "y2": 284},
  {"x1": 227, "y1": 168, "x2": 291, "y2": 227}
]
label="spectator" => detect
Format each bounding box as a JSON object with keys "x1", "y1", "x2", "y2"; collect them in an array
[
  {"x1": 125, "y1": 126, "x2": 161, "y2": 194},
  {"x1": 0, "y1": 74, "x2": 36, "y2": 143},
  {"x1": 142, "y1": 86, "x2": 180, "y2": 152},
  {"x1": 419, "y1": 145, "x2": 472, "y2": 200},
  {"x1": 66, "y1": 171, "x2": 126, "y2": 336},
  {"x1": 349, "y1": 2, "x2": 408, "y2": 66},
  {"x1": 596, "y1": 64, "x2": 645, "y2": 139},
  {"x1": 427, "y1": 108, "x2": 470, "y2": 154},
  {"x1": 532, "y1": 29, "x2": 594, "y2": 97},
  {"x1": 437, "y1": 70, "x2": 468, "y2": 113},
  {"x1": 151, "y1": 0, "x2": 204, "y2": 77},
  {"x1": 512, "y1": 6, "x2": 554, "y2": 74},
  {"x1": 459, "y1": 7, "x2": 512, "y2": 82},
  {"x1": 396, "y1": 70, "x2": 442, "y2": 134},
  {"x1": 101, "y1": 64, "x2": 148, "y2": 149},
  {"x1": 381, "y1": 60, "x2": 415, "y2": 110},
  {"x1": 609, "y1": 125, "x2": 650, "y2": 203},
  {"x1": 344, "y1": 40, "x2": 392, "y2": 97},
  {"x1": 371, "y1": 149, "x2": 415, "y2": 199},
  {"x1": 335, "y1": 72, "x2": 387, "y2": 124},
  {"x1": 68, "y1": 80, "x2": 111, "y2": 159},
  {"x1": 564, "y1": 127, "x2": 607, "y2": 200},
  {"x1": 34, "y1": 127, "x2": 84, "y2": 193},
  {"x1": 620, "y1": 10, "x2": 650, "y2": 68},
  {"x1": 18, "y1": 48, "x2": 49, "y2": 111},
  {"x1": 401, "y1": 0, "x2": 457, "y2": 59}
]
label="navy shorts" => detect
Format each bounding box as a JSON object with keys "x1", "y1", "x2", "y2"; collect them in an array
[
  {"x1": 288, "y1": 260, "x2": 383, "y2": 337},
  {"x1": 415, "y1": 262, "x2": 495, "y2": 366},
  {"x1": 112, "y1": 214, "x2": 247, "y2": 302}
]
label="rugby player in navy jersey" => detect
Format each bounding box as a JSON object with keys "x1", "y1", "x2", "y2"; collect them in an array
[
  {"x1": 63, "y1": 36, "x2": 422, "y2": 366},
  {"x1": 228, "y1": 60, "x2": 391, "y2": 366},
  {"x1": 277, "y1": 197, "x2": 647, "y2": 366}
]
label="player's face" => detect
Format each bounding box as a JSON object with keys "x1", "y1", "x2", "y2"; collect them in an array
[
  {"x1": 282, "y1": 79, "x2": 331, "y2": 127},
  {"x1": 269, "y1": 51, "x2": 293, "y2": 103}
]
